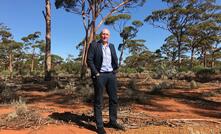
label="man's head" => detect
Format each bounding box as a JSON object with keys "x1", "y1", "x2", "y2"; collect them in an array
[{"x1": 100, "y1": 28, "x2": 110, "y2": 44}]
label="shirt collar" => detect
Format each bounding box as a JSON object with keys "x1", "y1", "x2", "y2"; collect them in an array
[{"x1": 102, "y1": 43, "x2": 109, "y2": 49}]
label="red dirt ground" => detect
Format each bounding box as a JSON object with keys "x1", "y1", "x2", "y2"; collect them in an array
[{"x1": 0, "y1": 82, "x2": 221, "y2": 134}]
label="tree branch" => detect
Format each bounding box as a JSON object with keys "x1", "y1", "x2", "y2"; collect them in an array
[{"x1": 95, "y1": 0, "x2": 130, "y2": 32}]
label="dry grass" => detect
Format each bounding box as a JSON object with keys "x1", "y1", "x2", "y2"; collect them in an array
[{"x1": 0, "y1": 98, "x2": 53, "y2": 129}]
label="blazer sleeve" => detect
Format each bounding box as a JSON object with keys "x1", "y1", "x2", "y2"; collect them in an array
[{"x1": 87, "y1": 41, "x2": 99, "y2": 75}]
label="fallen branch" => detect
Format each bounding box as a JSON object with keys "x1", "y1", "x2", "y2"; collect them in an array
[
  {"x1": 137, "y1": 77, "x2": 152, "y2": 84},
  {"x1": 168, "y1": 119, "x2": 221, "y2": 124},
  {"x1": 102, "y1": 113, "x2": 153, "y2": 121}
]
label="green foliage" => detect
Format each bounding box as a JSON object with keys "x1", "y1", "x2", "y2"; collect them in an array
[
  {"x1": 124, "y1": 50, "x2": 152, "y2": 70},
  {"x1": 0, "y1": 70, "x2": 10, "y2": 77},
  {"x1": 193, "y1": 67, "x2": 218, "y2": 82},
  {"x1": 191, "y1": 66, "x2": 221, "y2": 75},
  {"x1": 177, "y1": 66, "x2": 190, "y2": 72},
  {"x1": 145, "y1": 0, "x2": 221, "y2": 68},
  {"x1": 104, "y1": 12, "x2": 145, "y2": 66},
  {"x1": 191, "y1": 65, "x2": 205, "y2": 73},
  {"x1": 118, "y1": 66, "x2": 137, "y2": 74},
  {"x1": 56, "y1": 55, "x2": 82, "y2": 74},
  {"x1": 153, "y1": 62, "x2": 177, "y2": 79},
  {"x1": 160, "y1": 35, "x2": 178, "y2": 62},
  {"x1": 195, "y1": 68, "x2": 216, "y2": 75},
  {"x1": 63, "y1": 61, "x2": 81, "y2": 74},
  {"x1": 1, "y1": 1, "x2": 221, "y2": 80},
  {"x1": 132, "y1": 20, "x2": 143, "y2": 27},
  {"x1": 105, "y1": 14, "x2": 131, "y2": 25},
  {"x1": 127, "y1": 39, "x2": 146, "y2": 55}
]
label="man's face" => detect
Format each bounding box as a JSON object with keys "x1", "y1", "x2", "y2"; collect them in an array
[{"x1": 101, "y1": 29, "x2": 110, "y2": 43}]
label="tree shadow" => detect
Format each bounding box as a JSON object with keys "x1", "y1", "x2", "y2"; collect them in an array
[
  {"x1": 192, "y1": 110, "x2": 221, "y2": 118},
  {"x1": 17, "y1": 76, "x2": 221, "y2": 119},
  {"x1": 117, "y1": 83, "x2": 221, "y2": 118},
  {"x1": 49, "y1": 112, "x2": 97, "y2": 132},
  {"x1": 154, "y1": 87, "x2": 221, "y2": 118},
  {"x1": 162, "y1": 90, "x2": 221, "y2": 110},
  {"x1": 118, "y1": 96, "x2": 174, "y2": 112}
]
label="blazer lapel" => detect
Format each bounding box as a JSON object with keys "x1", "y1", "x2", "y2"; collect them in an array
[
  {"x1": 109, "y1": 44, "x2": 115, "y2": 58},
  {"x1": 97, "y1": 41, "x2": 103, "y2": 59}
]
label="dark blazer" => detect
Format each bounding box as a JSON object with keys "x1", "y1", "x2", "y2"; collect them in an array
[{"x1": 87, "y1": 40, "x2": 118, "y2": 77}]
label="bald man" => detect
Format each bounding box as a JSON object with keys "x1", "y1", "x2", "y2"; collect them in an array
[{"x1": 87, "y1": 28, "x2": 124, "y2": 134}]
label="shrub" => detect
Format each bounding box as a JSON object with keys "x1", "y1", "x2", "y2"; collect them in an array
[
  {"x1": 191, "y1": 65, "x2": 205, "y2": 73},
  {"x1": 175, "y1": 71, "x2": 195, "y2": 81},
  {"x1": 0, "y1": 70, "x2": 10, "y2": 78},
  {"x1": 0, "y1": 97, "x2": 51, "y2": 129},
  {"x1": 0, "y1": 83, "x2": 17, "y2": 103},
  {"x1": 128, "y1": 78, "x2": 138, "y2": 91},
  {"x1": 195, "y1": 67, "x2": 216, "y2": 82},
  {"x1": 177, "y1": 66, "x2": 189, "y2": 72},
  {"x1": 192, "y1": 66, "x2": 220, "y2": 75},
  {"x1": 150, "y1": 81, "x2": 173, "y2": 94},
  {"x1": 190, "y1": 80, "x2": 198, "y2": 89},
  {"x1": 153, "y1": 63, "x2": 177, "y2": 79},
  {"x1": 118, "y1": 67, "x2": 137, "y2": 74},
  {"x1": 62, "y1": 61, "x2": 81, "y2": 74}
]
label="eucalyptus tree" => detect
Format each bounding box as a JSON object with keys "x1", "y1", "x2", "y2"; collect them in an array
[
  {"x1": 35, "y1": 40, "x2": 46, "y2": 73},
  {"x1": 210, "y1": 41, "x2": 221, "y2": 67},
  {"x1": 105, "y1": 13, "x2": 144, "y2": 66},
  {"x1": 160, "y1": 35, "x2": 178, "y2": 63},
  {"x1": 43, "y1": 0, "x2": 52, "y2": 80},
  {"x1": 104, "y1": 14, "x2": 131, "y2": 32},
  {"x1": 0, "y1": 23, "x2": 10, "y2": 70},
  {"x1": 124, "y1": 48, "x2": 153, "y2": 72},
  {"x1": 123, "y1": 36, "x2": 149, "y2": 71},
  {"x1": 119, "y1": 21, "x2": 144, "y2": 66},
  {"x1": 184, "y1": 1, "x2": 221, "y2": 68},
  {"x1": 21, "y1": 32, "x2": 41, "y2": 74},
  {"x1": 198, "y1": 19, "x2": 221, "y2": 67},
  {"x1": 186, "y1": 20, "x2": 221, "y2": 68},
  {"x1": 51, "y1": 54, "x2": 64, "y2": 74},
  {"x1": 7, "y1": 41, "x2": 23, "y2": 78},
  {"x1": 145, "y1": 0, "x2": 220, "y2": 68},
  {"x1": 0, "y1": 24, "x2": 23, "y2": 78},
  {"x1": 55, "y1": 0, "x2": 146, "y2": 77}
]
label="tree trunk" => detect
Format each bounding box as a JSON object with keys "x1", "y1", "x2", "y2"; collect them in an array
[
  {"x1": 201, "y1": 47, "x2": 207, "y2": 67},
  {"x1": 190, "y1": 47, "x2": 194, "y2": 69},
  {"x1": 31, "y1": 48, "x2": 35, "y2": 73},
  {"x1": 80, "y1": 29, "x2": 89, "y2": 79},
  {"x1": 44, "y1": 0, "x2": 52, "y2": 81},
  {"x1": 9, "y1": 50, "x2": 13, "y2": 79},
  {"x1": 81, "y1": 26, "x2": 95, "y2": 78},
  {"x1": 177, "y1": 42, "x2": 181, "y2": 68},
  {"x1": 172, "y1": 48, "x2": 176, "y2": 62},
  {"x1": 119, "y1": 39, "x2": 126, "y2": 66},
  {"x1": 203, "y1": 52, "x2": 206, "y2": 67}
]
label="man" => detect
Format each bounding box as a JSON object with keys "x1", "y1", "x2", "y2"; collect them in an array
[{"x1": 87, "y1": 28, "x2": 124, "y2": 134}]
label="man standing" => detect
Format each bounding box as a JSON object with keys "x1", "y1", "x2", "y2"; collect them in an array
[{"x1": 87, "y1": 28, "x2": 124, "y2": 134}]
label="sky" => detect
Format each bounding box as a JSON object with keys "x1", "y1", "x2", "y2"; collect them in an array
[{"x1": 0, "y1": 0, "x2": 183, "y2": 59}]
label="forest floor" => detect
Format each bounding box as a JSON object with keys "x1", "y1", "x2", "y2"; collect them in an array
[{"x1": 0, "y1": 79, "x2": 221, "y2": 134}]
